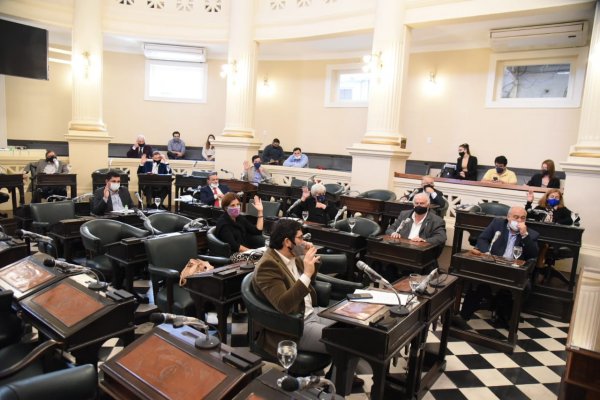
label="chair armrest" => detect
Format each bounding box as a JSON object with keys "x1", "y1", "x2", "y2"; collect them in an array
[
  {"x1": 244, "y1": 300, "x2": 304, "y2": 338},
  {"x1": 147, "y1": 265, "x2": 180, "y2": 281},
  {"x1": 0, "y1": 290, "x2": 14, "y2": 312},
  {"x1": 32, "y1": 221, "x2": 50, "y2": 233},
  {"x1": 313, "y1": 280, "x2": 331, "y2": 307},
  {"x1": 196, "y1": 255, "x2": 231, "y2": 267},
  {"x1": 0, "y1": 340, "x2": 60, "y2": 380},
  {"x1": 317, "y1": 273, "x2": 365, "y2": 300},
  {"x1": 122, "y1": 225, "x2": 150, "y2": 238}
]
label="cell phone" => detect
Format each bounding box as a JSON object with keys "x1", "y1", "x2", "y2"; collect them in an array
[
  {"x1": 493, "y1": 177, "x2": 498, "y2": 181},
  {"x1": 347, "y1": 293, "x2": 373, "y2": 300}
]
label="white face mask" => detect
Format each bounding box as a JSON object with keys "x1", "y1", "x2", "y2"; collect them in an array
[
  {"x1": 210, "y1": 182, "x2": 219, "y2": 188},
  {"x1": 109, "y1": 183, "x2": 120, "y2": 192},
  {"x1": 509, "y1": 220, "x2": 519, "y2": 231},
  {"x1": 294, "y1": 155, "x2": 301, "y2": 160}
]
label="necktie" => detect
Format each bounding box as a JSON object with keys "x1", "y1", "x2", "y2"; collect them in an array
[{"x1": 213, "y1": 187, "x2": 220, "y2": 207}]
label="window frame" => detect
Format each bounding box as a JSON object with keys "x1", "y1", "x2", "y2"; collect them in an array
[
  {"x1": 324, "y1": 63, "x2": 370, "y2": 108},
  {"x1": 144, "y1": 59, "x2": 208, "y2": 103}
]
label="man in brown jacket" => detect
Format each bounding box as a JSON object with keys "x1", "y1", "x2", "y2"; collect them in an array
[{"x1": 252, "y1": 219, "x2": 332, "y2": 357}]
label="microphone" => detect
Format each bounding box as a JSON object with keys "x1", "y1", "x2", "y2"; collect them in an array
[
  {"x1": 486, "y1": 231, "x2": 501, "y2": 255},
  {"x1": 220, "y1": 168, "x2": 234, "y2": 179},
  {"x1": 406, "y1": 188, "x2": 419, "y2": 201},
  {"x1": 306, "y1": 175, "x2": 317, "y2": 185},
  {"x1": 183, "y1": 217, "x2": 208, "y2": 230},
  {"x1": 72, "y1": 193, "x2": 93, "y2": 202},
  {"x1": 135, "y1": 191, "x2": 144, "y2": 207},
  {"x1": 278, "y1": 375, "x2": 321, "y2": 391},
  {"x1": 302, "y1": 233, "x2": 311, "y2": 241},
  {"x1": 135, "y1": 208, "x2": 156, "y2": 235},
  {"x1": 331, "y1": 206, "x2": 347, "y2": 229},
  {"x1": 43, "y1": 258, "x2": 107, "y2": 290},
  {"x1": 287, "y1": 198, "x2": 303, "y2": 215},
  {"x1": 108, "y1": 158, "x2": 113, "y2": 168},
  {"x1": 43, "y1": 257, "x2": 82, "y2": 271},
  {"x1": 532, "y1": 209, "x2": 549, "y2": 221},
  {"x1": 150, "y1": 313, "x2": 220, "y2": 350},
  {"x1": 414, "y1": 268, "x2": 439, "y2": 295},
  {"x1": 16, "y1": 229, "x2": 53, "y2": 243},
  {"x1": 193, "y1": 161, "x2": 198, "y2": 168},
  {"x1": 356, "y1": 261, "x2": 409, "y2": 317},
  {"x1": 395, "y1": 217, "x2": 411, "y2": 234},
  {"x1": 46, "y1": 194, "x2": 69, "y2": 201}
]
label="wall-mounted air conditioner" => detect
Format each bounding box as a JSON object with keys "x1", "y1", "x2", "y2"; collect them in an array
[
  {"x1": 143, "y1": 43, "x2": 206, "y2": 63},
  {"x1": 490, "y1": 21, "x2": 588, "y2": 52}
]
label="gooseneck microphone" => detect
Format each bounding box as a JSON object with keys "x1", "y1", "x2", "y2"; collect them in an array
[
  {"x1": 134, "y1": 192, "x2": 144, "y2": 208},
  {"x1": 220, "y1": 169, "x2": 235, "y2": 179},
  {"x1": 356, "y1": 261, "x2": 409, "y2": 317},
  {"x1": 183, "y1": 217, "x2": 208, "y2": 230},
  {"x1": 150, "y1": 312, "x2": 220, "y2": 350},
  {"x1": 414, "y1": 268, "x2": 439, "y2": 295},
  {"x1": 287, "y1": 198, "x2": 303, "y2": 215},
  {"x1": 395, "y1": 217, "x2": 411, "y2": 234},
  {"x1": 331, "y1": 206, "x2": 347, "y2": 229},
  {"x1": 277, "y1": 375, "x2": 340, "y2": 398},
  {"x1": 16, "y1": 229, "x2": 53, "y2": 243},
  {"x1": 486, "y1": 231, "x2": 501, "y2": 255},
  {"x1": 43, "y1": 258, "x2": 107, "y2": 291}
]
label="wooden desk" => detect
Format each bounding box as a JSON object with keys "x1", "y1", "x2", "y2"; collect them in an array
[
  {"x1": 49, "y1": 216, "x2": 95, "y2": 262},
  {"x1": 0, "y1": 253, "x2": 68, "y2": 300},
  {"x1": 366, "y1": 235, "x2": 439, "y2": 275},
  {"x1": 179, "y1": 202, "x2": 224, "y2": 224},
  {"x1": 340, "y1": 195, "x2": 384, "y2": 222},
  {"x1": 105, "y1": 237, "x2": 147, "y2": 295},
  {"x1": 19, "y1": 277, "x2": 136, "y2": 365},
  {"x1": 184, "y1": 262, "x2": 252, "y2": 344},
  {"x1": 220, "y1": 179, "x2": 257, "y2": 211},
  {"x1": 258, "y1": 183, "x2": 291, "y2": 212},
  {"x1": 0, "y1": 174, "x2": 25, "y2": 212},
  {"x1": 450, "y1": 250, "x2": 532, "y2": 353},
  {"x1": 100, "y1": 324, "x2": 262, "y2": 400},
  {"x1": 138, "y1": 174, "x2": 174, "y2": 210},
  {"x1": 34, "y1": 173, "x2": 77, "y2": 202},
  {"x1": 174, "y1": 174, "x2": 207, "y2": 211},
  {"x1": 0, "y1": 238, "x2": 29, "y2": 268}
]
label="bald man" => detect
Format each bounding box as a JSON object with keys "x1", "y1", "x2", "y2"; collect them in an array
[
  {"x1": 406, "y1": 176, "x2": 445, "y2": 208},
  {"x1": 386, "y1": 193, "x2": 447, "y2": 247}
]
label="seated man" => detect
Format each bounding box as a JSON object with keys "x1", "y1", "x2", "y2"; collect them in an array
[
  {"x1": 199, "y1": 171, "x2": 230, "y2": 207},
  {"x1": 252, "y1": 218, "x2": 331, "y2": 356},
  {"x1": 32, "y1": 149, "x2": 69, "y2": 201},
  {"x1": 261, "y1": 138, "x2": 285, "y2": 165},
  {"x1": 126, "y1": 134, "x2": 153, "y2": 158},
  {"x1": 455, "y1": 206, "x2": 539, "y2": 327},
  {"x1": 91, "y1": 170, "x2": 134, "y2": 215},
  {"x1": 405, "y1": 175, "x2": 445, "y2": 209},
  {"x1": 167, "y1": 131, "x2": 186, "y2": 159},
  {"x1": 283, "y1": 147, "x2": 309, "y2": 168},
  {"x1": 137, "y1": 151, "x2": 171, "y2": 207},
  {"x1": 242, "y1": 155, "x2": 271, "y2": 186},
  {"x1": 481, "y1": 155, "x2": 517, "y2": 184}
]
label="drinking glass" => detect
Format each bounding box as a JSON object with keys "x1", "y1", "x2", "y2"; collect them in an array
[
  {"x1": 154, "y1": 197, "x2": 161, "y2": 209},
  {"x1": 512, "y1": 246, "x2": 523, "y2": 267},
  {"x1": 277, "y1": 340, "x2": 297, "y2": 375},
  {"x1": 347, "y1": 216, "x2": 356, "y2": 234},
  {"x1": 409, "y1": 274, "x2": 421, "y2": 292},
  {"x1": 301, "y1": 211, "x2": 309, "y2": 222}
]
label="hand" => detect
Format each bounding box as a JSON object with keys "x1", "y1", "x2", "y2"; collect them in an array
[
  {"x1": 518, "y1": 222, "x2": 528, "y2": 236},
  {"x1": 133, "y1": 143, "x2": 139, "y2": 149},
  {"x1": 253, "y1": 196, "x2": 263, "y2": 212},
  {"x1": 103, "y1": 183, "x2": 110, "y2": 200},
  {"x1": 527, "y1": 190, "x2": 534, "y2": 203},
  {"x1": 303, "y1": 246, "x2": 319, "y2": 278},
  {"x1": 315, "y1": 201, "x2": 326, "y2": 209},
  {"x1": 411, "y1": 237, "x2": 426, "y2": 242},
  {"x1": 140, "y1": 154, "x2": 147, "y2": 164},
  {"x1": 459, "y1": 171, "x2": 465, "y2": 178},
  {"x1": 243, "y1": 160, "x2": 250, "y2": 170},
  {"x1": 161, "y1": 154, "x2": 168, "y2": 163},
  {"x1": 470, "y1": 248, "x2": 482, "y2": 256},
  {"x1": 390, "y1": 232, "x2": 401, "y2": 239},
  {"x1": 301, "y1": 186, "x2": 310, "y2": 201},
  {"x1": 424, "y1": 186, "x2": 434, "y2": 194}
]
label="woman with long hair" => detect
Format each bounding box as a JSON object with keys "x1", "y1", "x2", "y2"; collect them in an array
[{"x1": 202, "y1": 134, "x2": 216, "y2": 161}]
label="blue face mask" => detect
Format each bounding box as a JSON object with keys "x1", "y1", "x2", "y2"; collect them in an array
[
  {"x1": 316, "y1": 195, "x2": 326, "y2": 203},
  {"x1": 547, "y1": 198, "x2": 560, "y2": 207},
  {"x1": 253, "y1": 162, "x2": 261, "y2": 170},
  {"x1": 496, "y1": 167, "x2": 504, "y2": 174}
]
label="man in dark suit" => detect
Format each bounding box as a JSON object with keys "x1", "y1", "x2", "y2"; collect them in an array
[
  {"x1": 406, "y1": 175, "x2": 445, "y2": 210},
  {"x1": 126, "y1": 134, "x2": 153, "y2": 158},
  {"x1": 455, "y1": 206, "x2": 539, "y2": 326},
  {"x1": 199, "y1": 171, "x2": 230, "y2": 207},
  {"x1": 386, "y1": 193, "x2": 447, "y2": 247},
  {"x1": 137, "y1": 151, "x2": 171, "y2": 208},
  {"x1": 252, "y1": 219, "x2": 330, "y2": 357},
  {"x1": 91, "y1": 170, "x2": 134, "y2": 215},
  {"x1": 31, "y1": 149, "x2": 70, "y2": 201}
]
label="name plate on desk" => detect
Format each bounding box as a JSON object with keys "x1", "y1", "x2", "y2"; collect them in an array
[{"x1": 0, "y1": 254, "x2": 67, "y2": 300}]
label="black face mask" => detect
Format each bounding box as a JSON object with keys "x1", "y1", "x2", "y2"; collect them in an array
[
  {"x1": 46, "y1": 156, "x2": 56, "y2": 162},
  {"x1": 458, "y1": 151, "x2": 465, "y2": 157},
  {"x1": 414, "y1": 206, "x2": 428, "y2": 215},
  {"x1": 541, "y1": 169, "x2": 548, "y2": 176}
]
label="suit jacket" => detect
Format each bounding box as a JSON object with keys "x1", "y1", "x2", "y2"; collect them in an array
[
  {"x1": 252, "y1": 248, "x2": 317, "y2": 356},
  {"x1": 525, "y1": 202, "x2": 573, "y2": 225},
  {"x1": 407, "y1": 187, "x2": 445, "y2": 208},
  {"x1": 126, "y1": 145, "x2": 153, "y2": 158},
  {"x1": 199, "y1": 184, "x2": 230, "y2": 206},
  {"x1": 242, "y1": 166, "x2": 271, "y2": 185},
  {"x1": 32, "y1": 159, "x2": 69, "y2": 177},
  {"x1": 91, "y1": 186, "x2": 134, "y2": 215},
  {"x1": 137, "y1": 161, "x2": 171, "y2": 175},
  {"x1": 386, "y1": 210, "x2": 447, "y2": 248},
  {"x1": 297, "y1": 197, "x2": 338, "y2": 225},
  {"x1": 526, "y1": 173, "x2": 560, "y2": 188},
  {"x1": 214, "y1": 213, "x2": 261, "y2": 253},
  {"x1": 453, "y1": 155, "x2": 478, "y2": 180},
  {"x1": 476, "y1": 217, "x2": 539, "y2": 260}
]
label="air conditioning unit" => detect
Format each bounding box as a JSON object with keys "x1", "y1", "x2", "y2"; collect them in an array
[
  {"x1": 490, "y1": 21, "x2": 588, "y2": 52},
  {"x1": 143, "y1": 43, "x2": 206, "y2": 63}
]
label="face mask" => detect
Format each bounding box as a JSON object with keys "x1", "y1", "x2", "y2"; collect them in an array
[
  {"x1": 227, "y1": 206, "x2": 240, "y2": 218},
  {"x1": 414, "y1": 206, "x2": 428, "y2": 215},
  {"x1": 458, "y1": 151, "x2": 465, "y2": 157},
  {"x1": 496, "y1": 167, "x2": 504, "y2": 174},
  {"x1": 289, "y1": 241, "x2": 305, "y2": 257},
  {"x1": 109, "y1": 183, "x2": 120, "y2": 192},
  {"x1": 46, "y1": 156, "x2": 56, "y2": 162},
  {"x1": 253, "y1": 162, "x2": 261, "y2": 170},
  {"x1": 547, "y1": 198, "x2": 560, "y2": 207},
  {"x1": 173, "y1": 138, "x2": 180, "y2": 142},
  {"x1": 294, "y1": 155, "x2": 301, "y2": 160},
  {"x1": 210, "y1": 182, "x2": 219, "y2": 189},
  {"x1": 316, "y1": 195, "x2": 326, "y2": 203},
  {"x1": 542, "y1": 169, "x2": 548, "y2": 176},
  {"x1": 509, "y1": 220, "x2": 519, "y2": 231}
]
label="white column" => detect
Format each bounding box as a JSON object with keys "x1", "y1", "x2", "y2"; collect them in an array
[
  {"x1": 569, "y1": 267, "x2": 600, "y2": 352},
  {"x1": 216, "y1": 0, "x2": 261, "y2": 177},
  {"x1": 347, "y1": 0, "x2": 411, "y2": 192},
  {"x1": 561, "y1": 2, "x2": 600, "y2": 269},
  {"x1": 66, "y1": 0, "x2": 111, "y2": 194}
]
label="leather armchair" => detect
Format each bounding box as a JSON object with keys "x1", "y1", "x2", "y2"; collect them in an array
[
  {"x1": 468, "y1": 202, "x2": 510, "y2": 246},
  {"x1": 241, "y1": 273, "x2": 331, "y2": 376},
  {"x1": 29, "y1": 201, "x2": 75, "y2": 234},
  {"x1": 145, "y1": 212, "x2": 192, "y2": 234},
  {"x1": 358, "y1": 190, "x2": 397, "y2": 202},
  {"x1": 0, "y1": 291, "x2": 21, "y2": 349},
  {"x1": 144, "y1": 232, "x2": 198, "y2": 315},
  {"x1": 247, "y1": 201, "x2": 281, "y2": 218},
  {"x1": 0, "y1": 364, "x2": 97, "y2": 400},
  {"x1": 333, "y1": 217, "x2": 382, "y2": 238},
  {"x1": 207, "y1": 226, "x2": 232, "y2": 257},
  {"x1": 80, "y1": 219, "x2": 149, "y2": 285}
]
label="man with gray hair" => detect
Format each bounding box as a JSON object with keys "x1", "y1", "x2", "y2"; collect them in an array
[
  {"x1": 198, "y1": 171, "x2": 231, "y2": 207},
  {"x1": 126, "y1": 134, "x2": 153, "y2": 158},
  {"x1": 296, "y1": 182, "x2": 338, "y2": 224}
]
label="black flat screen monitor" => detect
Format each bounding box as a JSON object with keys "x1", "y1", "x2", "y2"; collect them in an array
[{"x1": 0, "y1": 19, "x2": 48, "y2": 80}]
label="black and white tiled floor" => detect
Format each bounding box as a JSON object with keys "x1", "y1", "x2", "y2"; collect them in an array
[{"x1": 99, "y1": 308, "x2": 568, "y2": 400}]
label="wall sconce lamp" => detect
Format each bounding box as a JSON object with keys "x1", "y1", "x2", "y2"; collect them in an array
[
  {"x1": 429, "y1": 71, "x2": 437, "y2": 84},
  {"x1": 82, "y1": 51, "x2": 92, "y2": 79},
  {"x1": 362, "y1": 51, "x2": 383, "y2": 73},
  {"x1": 260, "y1": 74, "x2": 275, "y2": 96},
  {"x1": 220, "y1": 60, "x2": 238, "y2": 79}
]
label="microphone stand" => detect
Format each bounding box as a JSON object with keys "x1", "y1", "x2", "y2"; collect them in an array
[
  {"x1": 185, "y1": 321, "x2": 221, "y2": 350},
  {"x1": 381, "y1": 279, "x2": 410, "y2": 317}
]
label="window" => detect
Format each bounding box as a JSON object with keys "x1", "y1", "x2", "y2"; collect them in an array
[
  {"x1": 325, "y1": 63, "x2": 370, "y2": 107},
  {"x1": 145, "y1": 59, "x2": 207, "y2": 103},
  {"x1": 486, "y1": 48, "x2": 587, "y2": 108}
]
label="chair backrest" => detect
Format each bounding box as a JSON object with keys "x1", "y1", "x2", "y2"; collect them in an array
[
  {"x1": 146, "y1": 212, "x2": 191, "y2": 234},
  {"x1": 436, "y1": 197, "x2": 449, "y2": 218},
  {"x1": 207, "y1": 226, "x2": 232, "y2": 257},
  {"x1": 290, "y1": 178, "x2": 313, "y2": 188},
  {"x1": 333, "y1": 217, "x2": 381, "y2": 237},
  {"x1": 30, "y1": 201, "x2": 75, "y2": 225},
  {"x1": 478, "y1": 201, "x2": 510, "y2": 216},
  {"x1": 246, "y1": 201, "x2": 281, "y2": 218},
  {"x1": 80, "y1": 219, "x2": 148, "y2": 253},
  {"x1": 358, "y1": 190, "x2": 397, "y2": 202},
  {"x1": 405, "y1": 163, "x2": 430, "y2": 176},
  {"x1": 144, "y1": 232, "x2": 198, "y2": 272},
  {"x1": 324, "y1": 183, "x2": 344, "y2": 196}
]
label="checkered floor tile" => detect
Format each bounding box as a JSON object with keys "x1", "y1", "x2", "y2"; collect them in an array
[{"x1": 98, "y1": 309, "x2": 568, "y2": 399}]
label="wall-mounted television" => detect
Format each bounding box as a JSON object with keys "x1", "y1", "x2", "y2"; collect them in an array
[{"x1": 0, "y1": 19, "x2": 48, "y2": 80}]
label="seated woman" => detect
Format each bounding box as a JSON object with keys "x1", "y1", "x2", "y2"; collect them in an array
[
  {"x1": 296, "y1": 183, "x2": 338, "y2": 225},
  {"x1": 452, "y1": 143, "x2": 478, "y2": 180},
  {"x1": 526, "y1": 159, "x2": 560, "y2": 188},
  {"x1": 214, "y1": 192, "x2": 264, "y2": 256}
]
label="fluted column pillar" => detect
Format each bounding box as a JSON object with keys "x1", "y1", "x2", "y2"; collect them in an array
[
  {"x1": 347, "y1": 0, "x2": 411, "y2": 192},
  {"x1": 66, "y1": 0, "x2": 111, "y2": 194}
]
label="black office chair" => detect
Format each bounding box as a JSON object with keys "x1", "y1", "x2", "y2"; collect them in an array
[
  {"x1": 80, "y1": 219, "x2": 149, "y2": 286},
  {"x1": 358, "y1": 190, "x2": 397, "y2": 202},
  {"x1": 0, "y1": 364, "x2": 97, "y2": 400},
  {"x1": 207, "y1": 227, "x2": 232, "y2": 258},
  {"x1": 436, "y1": 197, "x2": 449, "y2": 218},
  {"x1": 241, "y1": 273, "x2": 331, "y2": 377},
  {"x1": 246, "y1": 200, "x2": 281, "y2": 218},
  {"x1": 333, "y1": 217, "x2": 382, "y2": 238},
  {"x1": 29, "y1": 201, "x2": 75, "y2": 234},
  {"x1": 144, "y1": 232, "x2": 198, "y2": 316},
  {"x1": 467, "y1": 202, "x2": 510, "y2": 246},
  {"x1": 144, "y1": 212, "x2": 192, "y2": 234},
  {"x1": 0, "y1": 291, "x2": 21, "y2": 350},
  {"x1": 290, "y1": 178, "x2": 313, "y2": 188},
  {"x1": 0, "y1": 192, "x2": 9, "y2": 218}
]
